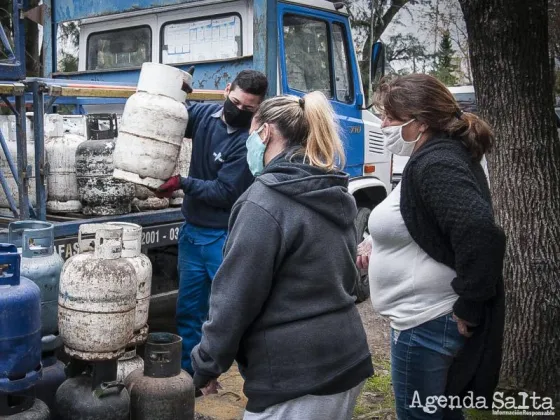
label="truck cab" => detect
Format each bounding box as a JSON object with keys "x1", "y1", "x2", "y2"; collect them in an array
[{"x1": 47, "y1": 0, "x2": 391, "y2": 300}]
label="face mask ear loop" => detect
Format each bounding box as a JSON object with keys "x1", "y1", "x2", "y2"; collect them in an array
[
  {"x1": 400, "y1": 119, "x2": 421, "y2": 144},
  {"x1": 257, "y1": 124, "x2": 267, "y2": 144}
]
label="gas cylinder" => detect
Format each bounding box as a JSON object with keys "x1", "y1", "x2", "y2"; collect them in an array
[
  {"x1": 58, "y1": 224, "x2": 136, "y2": 361},
  {"x1": 132, "y1": 185, "x2": 169, "y2": 211},
  {"x1": 33, "y1": 352, "x2": 65, "y2": 417},
  {"x1": 112, "y1": 63, "x2": 193, "y2": 189},
  {"x1": 8, "y1": 221, "x2": 64, "y2": 343},
  {"x1": 116, "y1": 347, "x2": 144, "y2": 382},
  {"x1": 0, "y1": 115, "x2": 41, "y2": 212},
  {"x1": 75, "y1": 114, "x2": 134, "y2": 216},
  {"x1": 106, "y1": 222, "x2": 152, "y2": 342},
  {"x1": 0, "y1": 394, "x2": 50, "y2": 420},
  {"x1": 170, "y1": 138, "x2": 192, "y2": 207},
  {"x1": 45, "y1": 114, "x2": 85, "y2": 213},
  {"x1": 55, "y1": 360, "x2": 129, "y2": 420},
  {"x1": 0, "y1": 244, "x2": 42, "y2": 393},
  {"x1": 125, "y1": 333, "x2": 195, "y2": 420}
]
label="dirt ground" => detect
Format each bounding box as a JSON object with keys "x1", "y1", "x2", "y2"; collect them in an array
[{"x1": 193, "y1": 299, "x2": 394, "y2": 420}]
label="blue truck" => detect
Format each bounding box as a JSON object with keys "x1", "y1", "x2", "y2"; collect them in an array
[{"x1": 0, "y1": 0, "x2": 391, "y2": 307}]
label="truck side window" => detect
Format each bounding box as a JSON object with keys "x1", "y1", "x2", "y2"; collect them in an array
[
  {"x1": 87, "y1": 26, "x2": 151, "y2": 70},
  {"x1": 161, "y1": 15, "x2": 242, "y2": 64},
  {"x1": 332, "y1": 23, "x2": 353, "y2": 104},
  {"x1": 283, "y1": 14, "x2": 332, "y2": 97}
]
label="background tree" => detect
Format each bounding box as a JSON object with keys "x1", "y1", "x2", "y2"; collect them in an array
[
  {"x1": 58, "y1": 21, "x2": 80, "y2": 72},
  {"x1": 385, "y1": 33, "x2": 431, "y2": 74},
  {"x1": 458, "y1": 0, "x2": 560, "y2": 403},
  {"x1": 549, "y1": 0, "x2": 560, "y2": 100},
  {"x1": 430, "y1": 30, "x2": 458, "y2": 85},
  {"x1": 420, "y1": 0, "x2": 472, "y2": 83},
  {"x1": 341, "y1": 0, "x2": 430, "y2": 100}
]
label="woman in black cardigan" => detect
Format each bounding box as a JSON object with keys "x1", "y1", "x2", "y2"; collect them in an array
[{"x1": 357, "y1": 74, "x2": 506, "y2": 420}]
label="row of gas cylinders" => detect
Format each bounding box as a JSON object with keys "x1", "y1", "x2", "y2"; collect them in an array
[
  {"x1": 0, "y1": 221, "x2": 193, "y2": 419},
  {"x1": 0, "y1": 62, "x2": 194, "y2": 216},
  {"x1": 0, "y1": 112, "x2": 192, "y2": 216}
]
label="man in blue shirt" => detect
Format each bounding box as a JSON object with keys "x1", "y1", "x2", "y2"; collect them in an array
[{"x1": 156, "y1": 70, "x2": 268, "y2": 378}]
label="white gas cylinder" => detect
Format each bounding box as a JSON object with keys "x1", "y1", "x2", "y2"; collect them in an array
[
  {"x1": 58, "y1": 224, "x2": 136, "y2": 361},
  {"x1": 112, "y1": 63, "x2": 193, "y2": 189},
  {"x1": 170, "y1": 138, "x2": 193, "y2": 207},
  {"x1": 45, "y1": 114, "x2": 85, "y2": 213},
  {"x1": 107, "y1": 222, "x2": 152, "y2": 339}
]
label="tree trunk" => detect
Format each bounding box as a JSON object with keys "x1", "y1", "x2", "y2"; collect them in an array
[{"x1": 458, "y1": 0, "x2": 560, "y2": 403}]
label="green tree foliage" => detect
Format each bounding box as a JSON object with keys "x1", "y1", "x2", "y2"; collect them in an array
[
  {"x1": 58, "y1": 21, "x2": 80, "y2": 72},
  {"x1": 386, "y1": 33, "x2": 431, "y2": 74},
  {"x1": 431, "y1": 30, "x2": 458, "y2": 85}
]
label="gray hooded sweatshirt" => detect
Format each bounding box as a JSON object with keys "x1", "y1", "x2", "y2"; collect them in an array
[{"x1": 191, "y1": 152, "x2": 373, "y2": 412}]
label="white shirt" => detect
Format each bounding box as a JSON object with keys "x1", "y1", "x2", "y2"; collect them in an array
[{"x1": 368, "y1": 183, "x2": 458, "y2": 331}]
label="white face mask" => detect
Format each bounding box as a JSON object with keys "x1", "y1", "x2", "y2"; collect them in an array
[{"x1": 382, "y1": 119, "x2": 422, "y2": 156}]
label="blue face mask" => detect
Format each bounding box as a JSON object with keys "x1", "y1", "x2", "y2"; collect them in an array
[{"x1": 246, "y1": 126, "x2": 267, "y2": 176}]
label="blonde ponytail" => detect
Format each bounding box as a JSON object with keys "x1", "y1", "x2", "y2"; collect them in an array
[
  {"x1": 253, "y1": 91, "x2": 346, "y2": 171},
  {"x1": 301, "y1": 91, "x2": 346, "y2": 170}
]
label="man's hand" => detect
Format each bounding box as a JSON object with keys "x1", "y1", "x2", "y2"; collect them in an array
[
  {"x1": 155, "y1": 175, "x2": 182, "y2": 198},
  {"x1": 200, "y1": 379, "x2": 222, "y2": 396},
  {"x1": 453, "y1": 313, "x2": 477, "y2": 338}
]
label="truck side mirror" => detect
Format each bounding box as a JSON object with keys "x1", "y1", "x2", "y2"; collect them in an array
[{"x1": 371, "y1": 41, "x2": 385, "y2": 85}]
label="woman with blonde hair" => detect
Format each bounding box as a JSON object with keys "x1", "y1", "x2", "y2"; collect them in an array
[
  {"x1": 191, "y1": 91, "x2": 373, "y2": 419},
  {"x1": 358, "y1": 74, "x2": 506, "y2": 419}
]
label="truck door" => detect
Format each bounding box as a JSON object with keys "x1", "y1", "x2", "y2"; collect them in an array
[{"x1": 277, "y1": 4, "x2": 364, "y2": 177}]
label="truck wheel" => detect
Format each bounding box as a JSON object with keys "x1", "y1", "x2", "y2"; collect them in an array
[{"x1": 353, "y1": 207, "x2": 371, "y2": 303}]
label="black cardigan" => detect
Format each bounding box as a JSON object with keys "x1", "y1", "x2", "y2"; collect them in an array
[{"x1": 401, "y1": 136, "x2": 506, "y2": 401}]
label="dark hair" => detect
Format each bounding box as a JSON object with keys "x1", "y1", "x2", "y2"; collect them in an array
[
  {"x1": 374, "y1": 74, "x2": 494, "y2": 160},
  {"x1": 231, "y1": 70, "x2": 269, "y2": 98},
  {"x1": 253, "y1": 91, "x2": 345, "y2": 171}
]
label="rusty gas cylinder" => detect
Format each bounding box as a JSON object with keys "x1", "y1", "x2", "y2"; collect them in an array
[
  {"x1": 125, "y1": 333, "x2": 194, "y2": 420},
  {"x1": 58, "y1": 224, "x2": 136, "y2": 361},
  {"x1": 75, "y1": 114, "x2": 134, "y2": 216}
]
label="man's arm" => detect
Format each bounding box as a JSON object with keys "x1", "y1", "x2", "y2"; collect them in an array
[{"x1": 180, "y1": 147, "x2": 254, "y2": 209}]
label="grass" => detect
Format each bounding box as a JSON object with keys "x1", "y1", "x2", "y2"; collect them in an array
[{"x1": 353, "y1": 358, "x2": 395, "y2": 419}]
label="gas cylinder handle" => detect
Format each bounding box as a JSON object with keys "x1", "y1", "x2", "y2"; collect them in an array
[
  {"x1": 106, "y1": 222, "x2": 142, "y2": 255},
  {"x1": 22, "y1": 224, "x2": 54, "y2": 257},
  {"x1": 78, "y1": 223, "x2": 121, "y2": 254},
  {"x1": 94, "y1": 226, "x2": 123, "y2": 260},
  {"x1": 148, "y1": 350, "x2": 171, "y2": 363},
  {"x1": 95, "y1": 381, "x2": 126, "y2": 398},
  {"x1": 78, "y1": 223, "x2": 101, "y2": 253},
  {"x1": 8, "y1": 220, "x2": 51, "y2": 247},
  {"x1": 0, "y1": 243, "x2": 20, "y2": 286}
]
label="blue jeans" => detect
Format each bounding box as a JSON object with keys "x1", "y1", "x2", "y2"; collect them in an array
[
  {"x1": 176, "y1": 223, "x2": 227, "y2": 375},
  {"x1": 391, "y1": 313, "x2": 466, "y2": 420}
]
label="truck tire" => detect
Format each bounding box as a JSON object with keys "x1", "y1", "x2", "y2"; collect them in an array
[{"x1": 353, "y1": 207, "x2": 371, "y2": 303}]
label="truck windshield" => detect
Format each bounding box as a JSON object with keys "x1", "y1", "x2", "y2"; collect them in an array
[{"x1": 87, "y1": 26, "x2": 151, "y2": 70}]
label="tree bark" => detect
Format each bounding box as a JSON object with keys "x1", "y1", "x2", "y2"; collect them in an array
[{"x1": 458, "y1": 0, "x2": 560, "y2": 403}]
